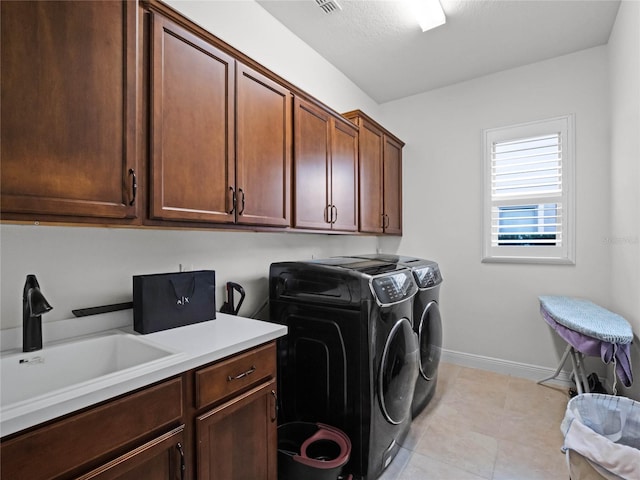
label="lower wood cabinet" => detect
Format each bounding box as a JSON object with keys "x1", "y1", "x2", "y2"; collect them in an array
[
  {"x1": 196, "y1": 380, "x2": 277, "y2": 480},
  {"x1": 0, "y1": 377, "x2": 184, "y2": 480},
  {"x1": 0, "y1": 342, "x2": 278, "y2": 480},
  {"x1": 193, "y1": 341, "x2": 277, "y2": 480},
  {"x1": 76, "y1": 427, "x2": 185, "y2": 480}
]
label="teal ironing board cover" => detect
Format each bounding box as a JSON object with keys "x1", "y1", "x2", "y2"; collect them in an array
[{"x1": 539, "y1": 296, "x2": 633, "y2": 344}]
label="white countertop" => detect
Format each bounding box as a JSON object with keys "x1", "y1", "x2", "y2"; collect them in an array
[{"x1": 0, "y1": 314, "x2": 286, "y2": 437}]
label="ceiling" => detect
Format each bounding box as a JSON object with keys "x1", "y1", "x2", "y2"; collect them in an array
[{"x1": 256, "y1": 0, "x2": 621, "y2": 103}]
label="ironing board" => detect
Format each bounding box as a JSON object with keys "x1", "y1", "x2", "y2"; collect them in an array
[{"x1": 538, "y1": 296, "x2": 634, "y2": 394}]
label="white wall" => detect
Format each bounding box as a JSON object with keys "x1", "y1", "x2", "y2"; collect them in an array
[
  {"x1": 0, "y1": 226, "x2": 377, "y2": 329},
  {"x1": 608, "y1": 0, "x2": 640, "y2": 400},
  {"x1": 378, "y1": 46, "x2": 611, "y2": 370},
  {"x1": 0, "y1": 0, "x2": 382, "y2": 333}
]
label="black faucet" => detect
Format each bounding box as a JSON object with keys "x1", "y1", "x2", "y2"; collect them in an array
[{"x1": 23, "y1": 274, "x2": 53, "y2": 352}]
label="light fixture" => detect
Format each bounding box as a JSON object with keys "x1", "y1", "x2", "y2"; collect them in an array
[
  {"x1": 315, "y1": 0, "x2": 342, "y2": 14},
  {"x1": 407, "y1": 0, "x2": 446, "y2": 32}
]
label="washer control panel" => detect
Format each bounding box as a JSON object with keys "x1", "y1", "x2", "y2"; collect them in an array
[{"x1": 370, "y1": 270, "x2": 418, "y2": 306}]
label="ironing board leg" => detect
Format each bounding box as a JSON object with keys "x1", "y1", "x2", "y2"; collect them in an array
[
  {"x1": 538, "y1": 344, "x2": 572, "y2": 385},
  {"x1": 569, "y1": 347, "x2": 590, "y2": 394}
]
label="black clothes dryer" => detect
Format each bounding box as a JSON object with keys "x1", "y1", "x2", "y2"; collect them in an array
[
  {"x1": 353, "y1": 255, "x2": 443, "y2": 418},
  {"x1": 269, "y1": 258, "x2": 419, "y2": 480}
]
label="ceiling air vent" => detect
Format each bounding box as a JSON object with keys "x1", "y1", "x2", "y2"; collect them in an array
[{"x1": 315, "y1": 0, "x2": 342, "y2": 14}]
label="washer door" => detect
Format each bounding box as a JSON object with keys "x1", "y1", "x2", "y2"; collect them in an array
[
  {"x1": 379, "y1": 317, "x2": 418, "y2": 425},
  {"x1": 418, "y1": 301, "x2": 442, "y2": 381}
]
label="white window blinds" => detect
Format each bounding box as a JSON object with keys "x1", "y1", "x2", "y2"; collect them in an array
[
  {"x1": 483, "y1": 116, "x2": 574, "y2": 264},
  {"x1": 492, "y1": 134, "x2": 562, "y2": 198},
  {"x1": 491, "y1": 133, "x2": 562, "y2": 246}
]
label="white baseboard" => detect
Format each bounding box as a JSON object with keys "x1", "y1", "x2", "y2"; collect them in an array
[{"x1": 441, "y1": 348, "x2": 574, "y2": 387}]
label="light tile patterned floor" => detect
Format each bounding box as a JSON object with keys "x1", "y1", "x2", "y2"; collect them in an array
[{"x1": 378, "y1": 362, "x2": 571, "y2": 480}]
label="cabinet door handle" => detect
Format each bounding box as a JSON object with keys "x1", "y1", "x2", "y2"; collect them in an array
[
  {"x1": 227, "y1": 365, "x2": 256, "y2": 381},
  {"x1": 229, "y1": 186, "x2": 236, "y2": 215},
  {"x1": 383, "y1": 213, "x2": 390, "y2": 230},
  {"x1": 238, "y1": 188, "x2": 245, "y2": 215},
  {"x1": 270, "y1": 390, "x2": 278, "y2": 422},
  {"x1": 324, "y1": 204, "x2": 331, "y2": 224},
  {"x1": 332, "y1": 205, "x2": 338, "y2": 224},
  {"x1": 128, "y1": 169, "x2": 137, "y2": 206},
  {"x1": 176, "y1": 442, "x2": 186, "y2": 480}
]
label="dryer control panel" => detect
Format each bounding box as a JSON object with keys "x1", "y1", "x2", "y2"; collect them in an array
[
  {"x1": 370, "y1": 271, "x2": 418, "y2": 306},
  {"x1": 412, "y1": 265, "x2": 442, "y2": 289}
]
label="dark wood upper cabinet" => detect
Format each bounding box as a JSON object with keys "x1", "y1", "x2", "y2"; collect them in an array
[
  {"x1": 1, "y1": 1, "x2": 400, "y2": 235},
  {"x1": 0, "y1": 1, "x2": 139, "y2": 220},
  {"x1": 148, "y1": 11, "x2": 292, "y2": 227},
  {"x1": 383, "y1": 135, "x2": 404, "y2": 235},
  {"x1": 236, "y1": 64, "x2": 292, "y2": 227},
  {"x1": 330, "y1": 119, "x2": 359, "y2": 232},
  {"x1": 343, "y1": 110, "x2": 404, "y2": 235},
  {"x1": 149, "y1": 13, "x2": 236, "y2": 224},
  {"x1": 352, "y1": 118, "x2": 384, "y2": 234},
  {"x1": 294, "y1": 98, "x2": 358, "y2": 232},
  {"x1": 293, "y1": 99, "x2": 331, "y2": 230}
]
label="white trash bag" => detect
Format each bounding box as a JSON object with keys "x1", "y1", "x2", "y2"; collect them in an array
[{"x1": 561, "y1": 394, "x2": 640, "y2": 480}]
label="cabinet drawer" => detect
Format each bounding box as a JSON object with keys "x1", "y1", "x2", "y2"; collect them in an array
[
  {"x1": 0, "y1": 377, "x2": 183, "y2": 480},
  {"x1": 195, "y1": 342, "x2": 276, "y2": 409}
]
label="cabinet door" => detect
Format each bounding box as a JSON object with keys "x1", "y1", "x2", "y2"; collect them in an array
[
  {"x1": 196, "y1": 380, "x2": 277, "y2": 480},
  {"x1": 75, "y1": 427, "x2": 185, "y2": 480},
  {"x1": 330, "y1": 118, "x2": 359, "y2": 232},
  {"x1": 293, "y1": 99, "x2": 331, "y2": 230},
  {"x1": 0, "y1": 1, "x2": 138, "y2": 219},
  {"x1": 357, "y1": 121, "x2": 384, "y2": 233},
  {"x1": 236, "y1": 64, "x2": 292, "y2": 227},
  {"x1": 383, "y1": 136, "x2": 403, "y2": 235},
  {"x1": 150, "y1": 14, "x2": 235, "y2": 223}
]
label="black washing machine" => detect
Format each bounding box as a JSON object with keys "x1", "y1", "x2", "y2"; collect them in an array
[
  {"x1": 269, "y1": 257, "x2": 419, "y2": 480},
  {"x1": 353, "y1": 255, "x2": 443, "y2": 418}
]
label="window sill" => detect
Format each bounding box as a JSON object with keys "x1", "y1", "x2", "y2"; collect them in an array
[{"x1": 481, "y1": 255, "x2": 575, "y2": 265}]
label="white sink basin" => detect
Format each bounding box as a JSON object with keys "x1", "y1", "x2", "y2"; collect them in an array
[{"x1": 0, "y1": 331, "x2": 178, "y2": 409}]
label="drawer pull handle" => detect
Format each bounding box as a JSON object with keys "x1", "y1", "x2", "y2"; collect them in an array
[
  {"x1": 238, "y1": 188, "x2": 246, "y2": 215},
  {"x1": 176, "y1": 442, "x2": 186, "y2": 480},
  {"x1": 229, "y1": 186, "x2": 236, "y2": 215},
  {"x1": 128, "y1": 168, "x2": 137, "y2": 206},
  {"x1": 227, "y1": 365, "x2": 256, "y2": 381},
  {"x1": 270, "y1": 389, "x2": 278, "y2": 422}
]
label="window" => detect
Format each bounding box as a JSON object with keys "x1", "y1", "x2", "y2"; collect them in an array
[{"x1": 482, "y1": 115, "x2": 575, "y2": 264}]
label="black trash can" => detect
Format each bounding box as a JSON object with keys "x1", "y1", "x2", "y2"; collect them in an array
[{"x1": 277, "y1": 422, "x2": 351, "y2": 480}]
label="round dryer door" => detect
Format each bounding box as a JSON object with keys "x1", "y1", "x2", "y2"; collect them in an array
[
  {"x1": 379, "y1": 318, "x2": 418, "y2": 425},
  {"x1": 418, "y1": 301, "x2": 442, "y2": 381}
]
